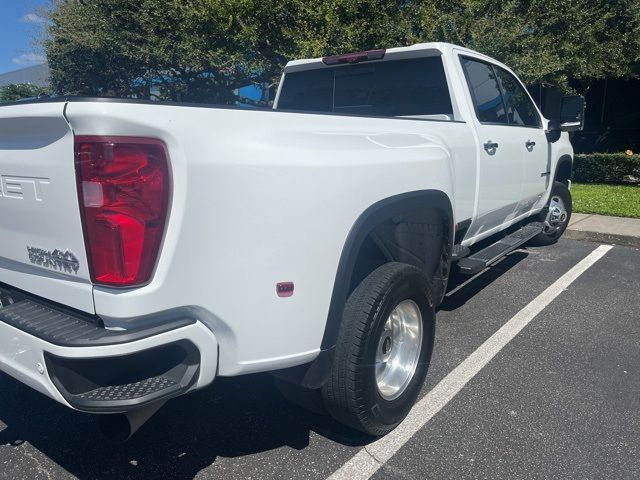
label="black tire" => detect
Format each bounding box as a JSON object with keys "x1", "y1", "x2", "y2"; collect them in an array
[
  {"x1": 529, "y1": 181, "x2": 572, "y2": 246},
  {"x1": 321, "y1": 262, "x2": 435, "y2": 436}
]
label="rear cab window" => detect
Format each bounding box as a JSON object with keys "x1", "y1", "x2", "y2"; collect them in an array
[{"x1": 276, "y1": 56, "x2": 454, "y2": 120}]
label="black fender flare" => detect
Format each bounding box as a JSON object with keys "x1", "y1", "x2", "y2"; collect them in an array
[{"x1": 554, "y1": 154, "x2": 573, "y2": 185}]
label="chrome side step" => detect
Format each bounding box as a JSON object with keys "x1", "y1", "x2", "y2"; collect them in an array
[{"x1": 457, "y1": 223, "x2": 543, "y2": 275}]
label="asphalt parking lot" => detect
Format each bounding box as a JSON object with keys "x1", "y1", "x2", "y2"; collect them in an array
[{"x1": 1, "y1": 238, "x2": 638, "y2": 480}]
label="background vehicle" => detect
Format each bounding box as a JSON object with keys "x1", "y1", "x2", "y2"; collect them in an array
[{"x1": 0, "y1": 43, "x2": 583, "y2": 439}]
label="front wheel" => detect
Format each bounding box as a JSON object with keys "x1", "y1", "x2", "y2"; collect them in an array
[
  {"x1": 529, "y1": 181, "x2": 572, "y2": 246},
  {"x1": 321, "y1": 262, "x2": 435, "y2": 436}
]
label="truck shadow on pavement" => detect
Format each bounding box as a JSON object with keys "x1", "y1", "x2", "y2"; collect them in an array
[
  {"x1": 0, "y1": 371, "x2": 370, "y2": 479},
  {"x1": 0, "y1": 249, "x2": 530, "y2": 479}
]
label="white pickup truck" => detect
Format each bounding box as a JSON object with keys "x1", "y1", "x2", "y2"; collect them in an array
[{"x1": 0, "y1": 42, "x2": 584, "y2": 440}]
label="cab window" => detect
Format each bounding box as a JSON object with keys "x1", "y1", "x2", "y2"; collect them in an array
[
  {"x1": 460, "y1": 57, "x2": 508, "y2": 124},
  {"x1": 494, "y1": 67, "x2": 541, "y2": 127}
]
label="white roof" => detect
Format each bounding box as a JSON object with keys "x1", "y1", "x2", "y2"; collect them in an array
[{"x1": 283, "y1": 42, "x2": 495, "y2": 73}]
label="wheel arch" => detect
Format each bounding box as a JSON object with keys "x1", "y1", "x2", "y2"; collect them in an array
[
  {"x1": 555, "y1": 154, "x2": 573, "y2": 185},
  {"x1": 274, "y1": 190, "x2": 453, "y2": 389}
]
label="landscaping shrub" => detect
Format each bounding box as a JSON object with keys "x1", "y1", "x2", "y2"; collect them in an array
[{"x1": 572, "y1": 152, "x2": 640, "y2": 184}]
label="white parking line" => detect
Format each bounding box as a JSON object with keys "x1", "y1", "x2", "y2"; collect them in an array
[{"x1": 328, "y1": 244, "x2": 613, "y2": 480}]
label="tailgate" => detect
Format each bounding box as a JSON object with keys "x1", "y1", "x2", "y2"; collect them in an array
[{"x1": 0, "y1": 101, "x2": 94, "y2": 313}]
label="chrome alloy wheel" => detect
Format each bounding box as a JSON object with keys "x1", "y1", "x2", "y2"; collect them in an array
[
  {"x1": 375, "y1": 299, "x2": 423, "y2": 401},
  {"x1": 544, "y1": 195, "x2": 568, "y2": 233}
]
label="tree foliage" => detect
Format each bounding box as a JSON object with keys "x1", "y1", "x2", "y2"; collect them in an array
[
  {"x1": 414, "y1": 0, "x2": 640, "y2": 92},
  {"x1": 44, "y1": 0, "x2": 640, "y2": 102},
  {"x1": 279, "y1": 0, "x2": 415, "y2": 58},
  {"x1": 0, "y1": 83, "x2": 49, "y2": 103},
  {"x1": 45, "y1": 0, "x2": 295, "y2": 102}
]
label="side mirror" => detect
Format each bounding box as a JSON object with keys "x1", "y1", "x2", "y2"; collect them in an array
[
  {"x1": 546, "y1": 95, "x2": 586, "y2": 143},
  {"x1": 559, "y1": 95, "x2": 585, "y2": 132}
]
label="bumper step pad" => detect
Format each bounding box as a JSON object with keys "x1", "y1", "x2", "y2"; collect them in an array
[
  {"x1": 0, "y1": 294, "x2": 194, "y2": 347},
  {"x1": 45, "y1": 341, "x2": 200, "y2": 413},
  {"x1": 76, "y1": 375, "x2": 179, "y2": 403},
  {"x1": 1, "y1": 299, "x2": 113, "y2": 345},
  {"x1": 0, "y1": 285, "x2": 202, "y2": 413}
]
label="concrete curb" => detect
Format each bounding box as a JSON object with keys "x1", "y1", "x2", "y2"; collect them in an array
[
  {"x1": 564, "y1": 229, "x2": 640, "y2": 248},
  {"x1": 566, "y1": 213, "x2": 640, "y2": 248}
]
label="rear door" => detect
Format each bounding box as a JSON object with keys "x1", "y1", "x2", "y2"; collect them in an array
[
  {"x1": 459, "y1": 56, "x2": 523, "y2": 235},
  {"x1": 0, "y1": 102, "x2": 94, "y2": 313}
]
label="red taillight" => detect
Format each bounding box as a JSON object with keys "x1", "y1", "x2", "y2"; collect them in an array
[{"x1": 75, "y1": 136, "x2": 170, "y2": 287}]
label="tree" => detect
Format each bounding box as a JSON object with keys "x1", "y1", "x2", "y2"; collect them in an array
[
  {"x1": 413, "y1": 0, "x2": 640, "y2": 92},
  {"x1": 44, "y1": 0, "x2": 420, "y2": 101},
  {"x1": 44, "y1": 0, "x2": 640, "y2": 101},
  {"x1": 0, "y1": 83, "x2": 49, "y2": 103},
  {"x1": 45, "y1": 0, "x2": 295, "y2": 102},
  {"x1": 279, "y1": 0, "x2": 416, "y2": 58}
]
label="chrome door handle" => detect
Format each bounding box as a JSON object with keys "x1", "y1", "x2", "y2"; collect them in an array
[
  {"x1": 484, "y1": 141, "x2": 499, "y2": 155},
  {"x1": 525, "y1": 140, "x2": 536, "y2": 150}
]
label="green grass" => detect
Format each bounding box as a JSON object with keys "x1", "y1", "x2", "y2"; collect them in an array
[{"x1": 571, "y1": 183, "x2": 640, "y2": 218}]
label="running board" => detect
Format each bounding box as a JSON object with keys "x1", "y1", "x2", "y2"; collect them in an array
[
  {"x1": 451, "y1": 244, "x2": 470, "y2": 261},
  {"x1": 457, "y1": 223, "x2": 543, "y2": 275}
]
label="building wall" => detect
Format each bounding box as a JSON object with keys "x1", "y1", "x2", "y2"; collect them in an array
[{"x1": 0, "y1": 64, "x2": 50, "y2": 88}]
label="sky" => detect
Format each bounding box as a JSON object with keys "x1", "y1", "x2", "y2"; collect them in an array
[{"x1": 0, "y1": 0, "x2": 49, "y2": 74}]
